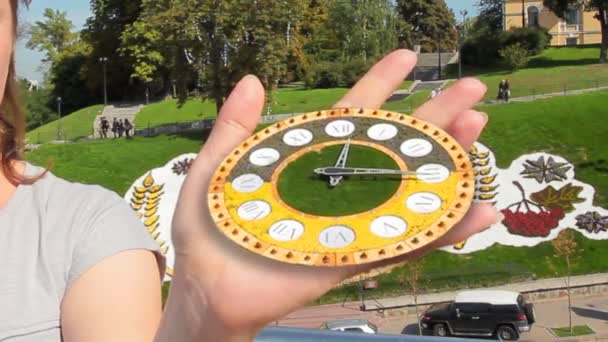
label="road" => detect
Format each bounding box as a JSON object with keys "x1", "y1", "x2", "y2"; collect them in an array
[
  {"x1": 379, "y1": 295, "x2": 608, "y2": 341},
  {"x1": 276, "y1": 295, "x2": 608, "y2": 340}
]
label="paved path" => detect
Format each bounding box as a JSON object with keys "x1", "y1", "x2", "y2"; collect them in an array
[{"x1": 482, "y1": 85, "x2": 608, "y2": 106}]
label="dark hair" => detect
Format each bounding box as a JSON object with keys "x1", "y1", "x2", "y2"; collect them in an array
[{"x1": 2, "y1": 0, "x2": 38, "y2": 185}]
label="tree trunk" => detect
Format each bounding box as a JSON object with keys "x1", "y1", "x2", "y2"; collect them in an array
[
  {"x1": 566, "y1": 255, "x2": 573, "y2": 333},
  {"x1": 599, "y1": 8, "x2": 607, "y2": 63},
  {"x1": 414, "y1": 295, "x2": 421, "y2": 336}
]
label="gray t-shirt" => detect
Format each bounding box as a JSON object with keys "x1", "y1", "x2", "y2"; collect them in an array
[{"x1": 0, "y1": 163, "x2": 165, "y2": 341}]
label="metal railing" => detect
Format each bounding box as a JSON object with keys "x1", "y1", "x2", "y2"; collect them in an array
[{"x1": 256, "y1": 326, "x2": 487, "y2": 341}]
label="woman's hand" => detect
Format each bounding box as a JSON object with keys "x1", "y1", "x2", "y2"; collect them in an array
[{"x1": 156, "y1": 50, "x2": 500, "y2": 342}]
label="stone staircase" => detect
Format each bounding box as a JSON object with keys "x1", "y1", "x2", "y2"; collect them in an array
[
  {"x1": 409, "y1": 52, "x2": 459, "y2": 81},
  {"x1": 93, "y1": 104, "x2": 144, "y2": 138}
]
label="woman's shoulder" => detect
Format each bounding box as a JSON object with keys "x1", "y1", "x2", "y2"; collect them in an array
[{"x1": 25, "y1": 163, "x2": 127, "y2": 214}]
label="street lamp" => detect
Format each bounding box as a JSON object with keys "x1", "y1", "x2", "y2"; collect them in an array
[
  {"x1": 458, "y1": 10, "x2": 469, "y2": 79},
  {"x1": 99, "y1": 57, "x2": 108, "y2": 106},
  {"x1": 437, "y1": 33, "x2": 442, "y2": 81},
  {"x1": 145, "y1": 84, "x2": 150, "y2": 105},
  {"x1": 56, "y1": 97, "x2": 62, "y2": 140}
]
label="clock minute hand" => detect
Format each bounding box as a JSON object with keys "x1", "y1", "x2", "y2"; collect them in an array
[
  {"x1": 315, "y1": 167, "x2": 430, "y2": 177},
  {"x1": 329, "y1": 141, "x2": 351, "y2": 187}
]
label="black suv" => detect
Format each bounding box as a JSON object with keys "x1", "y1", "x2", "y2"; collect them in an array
[{"x1": 420, "y1": 290, "x2": 536, "y2": 341}]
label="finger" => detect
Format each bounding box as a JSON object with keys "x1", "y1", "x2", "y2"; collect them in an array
[
  {"x1": 354, "y1": 204, "x2": 501, "y2": 276},
  {"x1": 433, "y1": 203, "x2": 501, "y2": 247},
  {"x1": 446, "y1": 110, "x2": 488, "y2": 152},
  {"x1": 200, "y1": 75, "x2": 265, "y2": 167},
  {"x1": 176, "y1": 75, "x2": 264, "y2": 216},
  {"x1": 333, "y1": 49, "x2": 417, "y2": 109},
  {"x1": 413, "y1": 78, "x2": 487, "y2": 129}
]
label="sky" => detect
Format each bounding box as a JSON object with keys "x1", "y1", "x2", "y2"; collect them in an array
[{"x1": 15, "y1": 0, "x2": 478, "y2": 82}]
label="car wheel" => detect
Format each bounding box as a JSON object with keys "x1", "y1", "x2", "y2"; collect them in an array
[
  {"x1": 432, "y1": 323, "x2": 449, "y2": 337},
  {"x1": 496, "y1": 325, "x2": 518, "y2": 341},
  {"x1": 524, "y1": 303, "x2": 536, "y2": 324}
]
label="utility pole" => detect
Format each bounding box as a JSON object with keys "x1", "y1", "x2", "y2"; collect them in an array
[
  {"x1": 522, "y1": 0, "x2": 526, "y2": 27},
  {"x1": 437, "y1": 37, "x2": 442, "y2": 81},
  {"x1": 56, "y1": 97, "x2": 62, "y2": 140},
  {"x1": 458, "y1": 10, "x2": 469, "y2": 79},
  {"x1": 99, "y1": 57, "x2": 108, "y2": 106}
]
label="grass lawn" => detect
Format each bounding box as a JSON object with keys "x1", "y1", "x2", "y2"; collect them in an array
[
  {"x1": 25, "y1": 90, "x2": 608, "y2": 303},
  {"x1": 26, "y1": 105, "x2": 104, "y2": 144},
  {"x1": 26, "y1": 132, "x2": 204, "y2": 194},
  {"x1": 551, "y1": 325, "x2": 595, "y2": 337},
  {"x1": 266, "y1": 87, "x2": 349, "y2": 114},
  {"x1": 135, "y1": 99, "x2": 217, "y2": 128},
  {"x1": 455, "y1": 46, "x2": 608, "y2": 102},
  {"x1": 134, "y1": 87, "x2": 429, "y2": 129}
]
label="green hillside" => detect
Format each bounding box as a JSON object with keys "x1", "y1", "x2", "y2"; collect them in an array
[{"x1": 26, "y1": 105, "x2": 104, "y2": 144}]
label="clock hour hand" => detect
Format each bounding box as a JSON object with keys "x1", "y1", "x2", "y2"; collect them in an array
[
  {"x1": 315, "y1": 167, "x2": 430, "y2": 177},
  {"x1": 329, "y1": 141, "x2": 351, "y2": 187}
]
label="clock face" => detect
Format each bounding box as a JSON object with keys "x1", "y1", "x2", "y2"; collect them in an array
[{"x1": 208, "y1": 108, "x2": 474, "y2": 267}]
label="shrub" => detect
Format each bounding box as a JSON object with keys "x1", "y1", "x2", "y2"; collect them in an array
[
  {"x1": 308, "y1": 61, "x2": 344, "y2": 88},
  {"x1": 502, "y1": 27, "x2": 551, "y2": 56},
  {"x1": 306, "y1": 58, "x2": 372, "y2": 89},
  {"x1": 462, "y1": 34, "x2": 504, "y2": 66},
  {"x1": 462, "y1": 26, "x2": 550, "y2": 67},
  {"x1": 499, "y1": 43, "x2": 529, "y2": 70},
  {"x1": 342, "y1": 58, "x2": 372, "y2": 87}
]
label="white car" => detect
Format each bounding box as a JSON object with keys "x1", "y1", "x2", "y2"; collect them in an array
[{"x1": 321, "y1": 318, "x2": 378, "y2": 334}]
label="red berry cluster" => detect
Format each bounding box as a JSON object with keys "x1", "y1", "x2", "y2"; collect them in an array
[{"x1": 501, "y1": 208, "x2": 565, "y2": 237}]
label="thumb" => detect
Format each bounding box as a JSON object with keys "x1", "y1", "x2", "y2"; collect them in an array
[{"x1": 175, "y1": 75, "x2": 265, "y2": 222}]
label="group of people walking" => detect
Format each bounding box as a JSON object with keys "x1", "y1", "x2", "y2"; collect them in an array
[{"x1": 99, "y1": 117, "x2": 134, "y2": 139}]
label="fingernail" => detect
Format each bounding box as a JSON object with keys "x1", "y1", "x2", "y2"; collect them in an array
[
  {"x1": 236, "y1": 75, "x2": 260, "y2": 100},
  {"x1": 495, "y1": 211, "x2": 505, "y2": 224},
  {"x1": 479, "y1": 111, "x2": 489, "y2": 124}
]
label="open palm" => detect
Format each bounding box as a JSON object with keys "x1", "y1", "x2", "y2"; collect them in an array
[{"x1": 161, "y1": 50, "x2": 499, "y2": 341}]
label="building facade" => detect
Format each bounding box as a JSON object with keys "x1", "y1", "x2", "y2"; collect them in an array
[{"x1": 503, "y1": 0, "x2": 602, "y2": 46}]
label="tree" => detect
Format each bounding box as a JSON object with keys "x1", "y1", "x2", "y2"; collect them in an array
[
  {"x1": 543, "y1": 0, "x2": 608, "y2": 63},
  {"x1": 474, "y1": 0, "x2": 504, "y2": 36},
  {"x1": 26, "y1": 9, "x2": 77, "y2": 65},
  {"x1": 17, "y1": 79, "x2": 56, "y2": 131},
  {"x1": 548, "y1": 230, "x2": 581, "y2": 333},
  {"x1": 124, "y1": 0, "x2": 316, "y2": 112},
  {"x1": 25, "y1": 8, "x2": 94, "y2": 117},
  {"x1": 82, "y1": 0, "x2": 144, "y2": 103},
  {"x1": 325, "y1": 0, "x2": 398, "y2": 61},
  {"x1": 400, "y1": 259, "x2": 427, "y2": 335},
  {"x1": 396, "y1": 0, "x2": 458, "y2": 53}
]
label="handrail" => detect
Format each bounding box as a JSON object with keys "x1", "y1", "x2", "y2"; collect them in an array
[{"x1": 255, "y1": 326, "x2": 489, "y2": 341}]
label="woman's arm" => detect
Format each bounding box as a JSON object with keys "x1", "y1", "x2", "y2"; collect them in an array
[{"x1": 61, "y1": 250, "x2": 162, "y2": 342}]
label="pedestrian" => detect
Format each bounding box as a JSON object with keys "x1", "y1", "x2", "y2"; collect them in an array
[
  {"x1": 100, "y1": 117, "x2": 109, "y2": 139},
  {"x1": 503, "y1": 79, "x2": 511, "y2": 102},
  {"x1": 124, "y1": 118, "x2": 133, "y2": 139},
  {"x1": 111, "y1": 117, "x2": 118, "y2": 138},
  {"x1": 2, "y1": 1, "x2": 499, "y2": 340},
  {"x1": 430, "y1": 88, "x2": 438, "y2": 99},
  {"x1": 118, "y1": 119, "x2": 125, "y2": 138},
  {"x1": 497, "y1": 79, "x2": 511, "y2": 102}
]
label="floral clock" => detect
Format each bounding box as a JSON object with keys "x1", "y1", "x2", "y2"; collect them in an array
[{"x1": 208, "y1": 108, "x2": 474, "y2": 267}]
